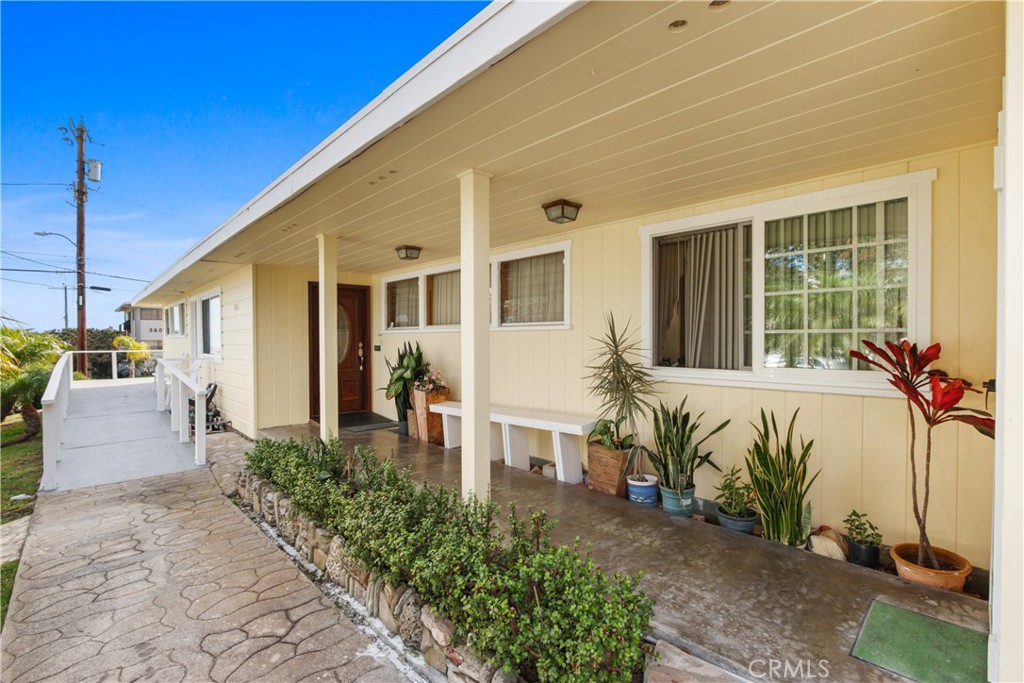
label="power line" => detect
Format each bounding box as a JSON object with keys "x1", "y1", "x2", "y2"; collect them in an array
[
  {"x1": 2, "y1": 277, "x2": 53, "y2": 287},
  {"x1": 0, "y1": 182, "x2": 70, "y2": 187},
  {"x1": 91, "y1": 186, "x2": 182, "y2": 220},
  {"x1": 0, "y1": 266, "x2": 150, "y2": 283},
  {"x1": 0, "y1": 250, "x2": 63, "y2": 269}
]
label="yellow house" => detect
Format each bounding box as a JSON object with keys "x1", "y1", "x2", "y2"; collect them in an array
[{"x1": 133, "y1": 2, "x2": 1022, "y2": 678}]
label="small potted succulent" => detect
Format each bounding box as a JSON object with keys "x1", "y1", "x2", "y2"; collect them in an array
[
  {"x1": 843, "y1": 509, "x2": 883, "y2": 568},
  {"x1": 714, "y1": 466, "x2": 759, "y2": 534}
]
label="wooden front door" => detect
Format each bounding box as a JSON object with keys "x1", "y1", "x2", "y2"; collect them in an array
[{"x1": 308, "y1": 284, "x2": 370, "y2": 421}]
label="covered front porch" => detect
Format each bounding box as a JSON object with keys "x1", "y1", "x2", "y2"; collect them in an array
[{"x1": 260, "y1": 421, "x2": 989, "y2": 682}]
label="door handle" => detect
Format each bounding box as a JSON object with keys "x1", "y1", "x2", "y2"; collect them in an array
[{"x1": 358, "y1": 342, "x2": 364, "y2": 372}]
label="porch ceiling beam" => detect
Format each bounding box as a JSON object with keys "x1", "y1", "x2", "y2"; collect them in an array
[
  {"x1": 459, "y1": 169, "x2": 491, "y2": 499},
  {"x1": 318, "y1": 233, "x2": 339, "y2": 440}
]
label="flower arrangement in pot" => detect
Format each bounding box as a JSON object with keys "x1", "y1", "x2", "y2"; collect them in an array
[
  {"x1": 412, "y1": 369, "x2": 449, "y2": 445},
  {"x1": 630, "y1": 398, "x2": 727, "y2": 515},
  {"x1": 745, "y1": 409, "x2": 819, "y2": 547},
  {"x1": 714, "y1": 466, "x2": 759, "y2": 534},
  {"x1": 843, "y1": 509, "x2": 883, "y2": 569},
  {"x1": 383, "y1": 342, "x2": 429, "y2": 436},
  {"x1": 851, "y1": 339, "x2": 994, "y2": 591},
  {"x1": 585, "y1": 313, "x2": 656, "y2": 501}
]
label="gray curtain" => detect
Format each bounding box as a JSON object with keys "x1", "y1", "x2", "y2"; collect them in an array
[{"x1": 657, "y1": 225, "x2": 743, "y2": 369}]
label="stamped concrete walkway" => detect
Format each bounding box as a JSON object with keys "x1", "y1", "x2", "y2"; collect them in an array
[{"x1": 1, "y1": 466, "x2": 406, "y2": 682}]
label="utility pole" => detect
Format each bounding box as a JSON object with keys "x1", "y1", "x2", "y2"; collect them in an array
[{"x1": 60, "y1": 118, "x2": 98, "y2": 376}]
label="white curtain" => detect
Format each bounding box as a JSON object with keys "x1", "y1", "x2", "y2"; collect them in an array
[
  {"x1": 430, "y1": 271, "x2": 460, "y2": 325},
  {"x1": 502, "y1": 252, "x2": 564, "y2": 324}
]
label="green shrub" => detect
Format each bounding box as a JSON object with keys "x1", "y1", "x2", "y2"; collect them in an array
[{"x1": 243, "y1": 438, "x2": 653, "y2": 683}]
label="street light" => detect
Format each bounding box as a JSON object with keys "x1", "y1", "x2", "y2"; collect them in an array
[{"x1": 35, "y1": 230, "x2": 89, "y2": 374}]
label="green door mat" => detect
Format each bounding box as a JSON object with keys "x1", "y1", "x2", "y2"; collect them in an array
[{"x1": 853, "y1": 600, "x2": 987, "y2": 682}]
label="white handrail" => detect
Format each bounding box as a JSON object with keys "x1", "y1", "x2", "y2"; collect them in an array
[
  {"x1": 155, "y1": 358, "x2": 209, "y2": 466},
  {"x1": 65, "y1": 349, "x2": 165, "y2": 379},
  {"x1": 39, "y1": 352, "x2": 74, "y2": 491}
]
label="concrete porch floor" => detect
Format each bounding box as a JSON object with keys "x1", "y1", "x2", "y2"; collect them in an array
[{"x1": 260, "y1": 423, "x2": 989, "y2": 682}]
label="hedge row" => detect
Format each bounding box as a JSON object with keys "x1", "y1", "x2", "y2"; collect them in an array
[{"x1": 245, "y1": 438, "x2": 653, "y2": 683}]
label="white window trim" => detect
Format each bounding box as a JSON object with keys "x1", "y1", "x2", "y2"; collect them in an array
[
  {"x1": 639, "y1": 170, "x2": 935, "y2": 397},
  {"x1": 378, "y1": 240, "x2": 573, "y2": 333},
  {"x1": 380, "y1": 261, "x2": 460, "y2": 333},
  {"x1": 191, "y1": 287, "x2": 222, "y2": 362},
  {"x1": 491, "y1": 240, "x2": 572, "y2": 330},
  {"x1": 164, "y1": 300, "x2": 186, "y2": 338}
]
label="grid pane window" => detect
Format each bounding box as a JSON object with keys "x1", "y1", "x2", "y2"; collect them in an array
[
  {"x1": 764, "y1": 198, "x2": 908, "y2": 370},
  {"x1": 386, "y1": 278, "x2": 419, "y2": 328}
]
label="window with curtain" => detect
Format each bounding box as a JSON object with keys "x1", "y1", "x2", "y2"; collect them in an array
[
  {"x1": 499, "y1": 251, "x2": 565, "y2": 325},
  {"x1": 655, "y1": 223, "x2": 751, "y2": 369},
  {"x1": 200, "y1": 294, "x2": 221, "y2": 357},
  {"x1": 386, "y1": 278, "x2": 419, "y2": 328},
  {"x1": 427, "y1": 270, "x2": 460, "y2": 326},
  {"x1": 764, "y1": 198, "x2": 909, "y2": 370}
]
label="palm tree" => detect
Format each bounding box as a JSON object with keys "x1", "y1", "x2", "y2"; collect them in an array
[{"x1": 1, "y1": 326, "x2": 68, "y2": 445}]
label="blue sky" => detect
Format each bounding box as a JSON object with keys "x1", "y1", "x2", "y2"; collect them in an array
[{"x1": 1, "y1": 1, "x2": 486, "y2": 331}]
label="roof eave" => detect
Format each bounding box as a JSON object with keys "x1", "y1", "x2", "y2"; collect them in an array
[{"x1": 131, "y1": 0, "x2": 584, "y2": 307}]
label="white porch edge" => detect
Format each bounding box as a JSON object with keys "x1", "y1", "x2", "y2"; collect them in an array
[
  {"x1": 989, "y1": 3, "x2": 1023, "y2": 681},
  {"x1": 459, "y1": 169, "x2": 491, "y2": 499},
  {"x1": 318, "y1": 233, "x2": 339, "y2": 441}
]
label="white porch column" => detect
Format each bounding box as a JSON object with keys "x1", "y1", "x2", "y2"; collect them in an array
[
  {"x1": 318, "y1": 233, "x2": 339, "y2": 441},
  {"x1": 989, "y1": 4, "x2": 1022, "y2": 681},
  {"x1": 459, "y1": 169, "x2": 491, "y2": 499}
]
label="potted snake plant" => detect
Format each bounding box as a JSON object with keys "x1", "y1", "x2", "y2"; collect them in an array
[
  {"x1": 585, "y1": 313, "x2": 656, "y2": 500},
  {"x1": 630, "y1": 398, "x2": 728, "y2": 515},
  {"x1": 745, "y1": 409, "x2": 820, "y2": 547}
]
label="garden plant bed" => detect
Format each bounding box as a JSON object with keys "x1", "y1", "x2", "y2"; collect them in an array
[{"x1": 234, "y1": 437, "x2": 654, "y2": 683}]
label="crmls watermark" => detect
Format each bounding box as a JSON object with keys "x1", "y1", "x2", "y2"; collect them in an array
[{"x1": 748, "y1": 659, "x2": 831, "y2": 679}]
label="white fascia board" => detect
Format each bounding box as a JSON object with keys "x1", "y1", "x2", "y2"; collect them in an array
[{"x1": 131, "y1": 0, "x2": 584, "y2": 307}]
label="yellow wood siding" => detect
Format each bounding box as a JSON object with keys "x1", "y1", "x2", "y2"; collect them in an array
[
  {"x1": 367, "y1": 142, "x2": 996, "y2": 567},
  {"x1": 253, "y1": 265, "x2": 371, "y2": 429}
]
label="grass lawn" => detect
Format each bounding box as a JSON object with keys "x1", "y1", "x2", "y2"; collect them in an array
[
  {"x1": 1, "y1": 414, "x2": 43, "y2": 524},
  {"x1": 0, "y1": 560, "x2": 16, "y2": 631}
]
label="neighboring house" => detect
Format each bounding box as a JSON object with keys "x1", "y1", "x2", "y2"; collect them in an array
[
  {"x1": 133, "y1": 2, "x2": 1021, "y2": 674},
  {"x1": 115, "y1": 303, "x2": 164, "y2": 350}
]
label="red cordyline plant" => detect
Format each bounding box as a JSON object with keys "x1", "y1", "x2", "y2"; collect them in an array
[{"x1": 851, "y1": 340, "x2": 995, "y2": 569}]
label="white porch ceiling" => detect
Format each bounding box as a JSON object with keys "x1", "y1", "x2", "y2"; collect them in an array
[{"x1": 144, "y1": 0, "x2": 1004, "y2": 302}]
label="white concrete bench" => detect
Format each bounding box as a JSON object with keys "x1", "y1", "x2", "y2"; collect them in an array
[{"x1": 429, "y1": 401, "x2": 597, "y2": 485}]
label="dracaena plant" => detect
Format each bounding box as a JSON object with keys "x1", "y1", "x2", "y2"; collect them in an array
[{"x1": 851, "y1": 339, "x2": 994, "y2": 569}]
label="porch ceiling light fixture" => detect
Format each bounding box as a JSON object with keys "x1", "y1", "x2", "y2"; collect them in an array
[
  {"x1": 542, "y1": 199, "x2": 582, "y2": 224},
  {"x1": 395, "y1": 245, "x2": 422, "y2": 260}
]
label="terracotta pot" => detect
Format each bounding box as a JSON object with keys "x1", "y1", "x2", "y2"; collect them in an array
[
  {"x1": 586, "y1": 443, "x2": 627, "y2": 497},
  {"x1": 890, "y1": 543, "x2": 972, "y2": 592}
]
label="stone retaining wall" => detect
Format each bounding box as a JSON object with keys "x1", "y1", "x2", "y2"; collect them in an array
[{"x1": 238, "y1": 471, "x2": 519, "y2": 683}]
